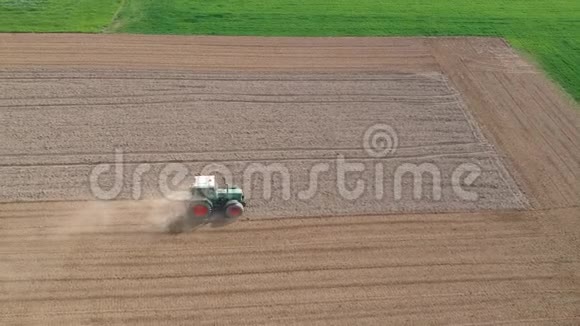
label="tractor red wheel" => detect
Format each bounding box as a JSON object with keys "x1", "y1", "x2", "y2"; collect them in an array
[
  {"x1": 191, "y1": 202, "x2": 212, "y2": 218},
  {"x1": 225, "y1": 200, "x2": 244, "y2": 219}
]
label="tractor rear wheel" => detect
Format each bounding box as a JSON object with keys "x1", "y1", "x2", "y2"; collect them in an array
[
  {"x1": 189, "y1": 200, "x2": 213, "y2": 219},
  {"x1": 224, "y1": 200, "x2": 244, "y2": 219}
]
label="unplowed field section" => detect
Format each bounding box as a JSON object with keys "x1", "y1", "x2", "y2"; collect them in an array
[
  {"x1": 0, "y1": 35, "x2": 578, "y2": 325},
  {"x1": 0, "y1": 70, "x2": 527, "y2": 215}
]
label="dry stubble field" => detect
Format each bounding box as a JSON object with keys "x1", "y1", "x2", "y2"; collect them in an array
[{"x1": 0, "y1": 34, "x2": 579, "y2": 324}]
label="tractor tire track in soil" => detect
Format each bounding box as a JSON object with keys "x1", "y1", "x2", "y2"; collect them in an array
[{"x1": 0, "y1": 34, "x2": 578, "y2": 325}]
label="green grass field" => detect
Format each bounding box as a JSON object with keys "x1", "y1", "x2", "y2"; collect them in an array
[
  {"x1": 0, "y1": 0, "x2": 120, "y2": 32},
  {"x1": 1, "y1": 0, "x2": 578, "y2": 101}
]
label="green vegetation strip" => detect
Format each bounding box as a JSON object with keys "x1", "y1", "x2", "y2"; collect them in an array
[
  {"x1": 0, "y1": 0, "x2": 121, "y2": 32},
  {"x1": 1, "y1": 0, "x2": 578, "y2": 101}
]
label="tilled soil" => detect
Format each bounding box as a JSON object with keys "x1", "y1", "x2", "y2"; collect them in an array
[{"x1": 0, "y1": 34, "x2": 578, "y2": 325}]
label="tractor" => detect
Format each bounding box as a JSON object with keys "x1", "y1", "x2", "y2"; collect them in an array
[{"x1": 187, "y1": 176, "x2": 246, "y2": 220}]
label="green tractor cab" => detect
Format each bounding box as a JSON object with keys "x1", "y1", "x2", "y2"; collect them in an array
[{"x1": 188, "y1": 176, "x2": 246, "y2": 220}]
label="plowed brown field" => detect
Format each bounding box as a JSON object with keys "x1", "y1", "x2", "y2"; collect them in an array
[{"x1": 0, "y1": 34, "x2": 578, "y2": 325}]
